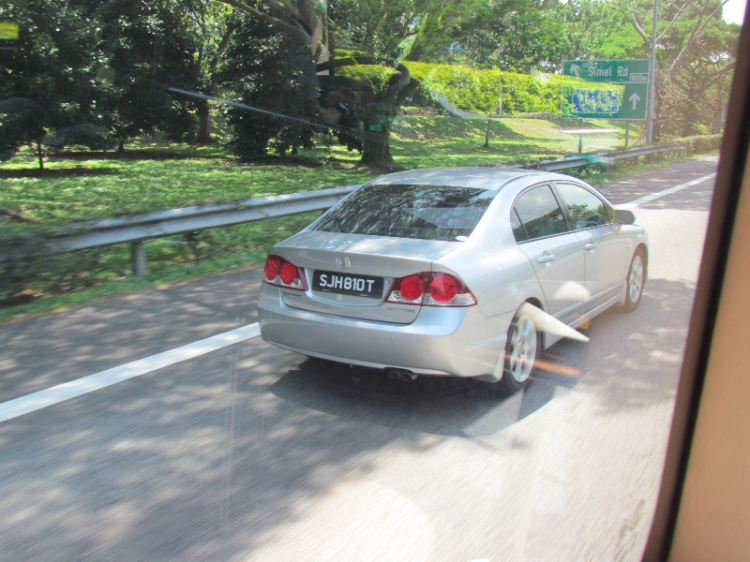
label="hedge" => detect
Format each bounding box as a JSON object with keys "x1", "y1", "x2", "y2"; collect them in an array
[{"x1": 336, "y1": 59, "x2": 623, "y2": 117}]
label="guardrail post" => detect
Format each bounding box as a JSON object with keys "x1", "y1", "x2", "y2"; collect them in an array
[
  {"x1": 131, "y1": 241, "x2": 146, "y2": 276},
  {"x1": 625, "y1": 121, "x2": 630, "y2": 148},
  {"x1": 578, "y1": 119, "x2": 584, "y2": 154}
]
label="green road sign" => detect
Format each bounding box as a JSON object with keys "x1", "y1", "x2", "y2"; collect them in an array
[
  {"x1": 0, "y1": 21, "x2": 19, "y2": 50},
  {"x1": 0, "y1": 22, "x2": 18, "y2": 40},
  {"x1": 563, "y1": 59, "x2": 650, "y2": 84},
  {"x1": 569, "y1": 83, "x2": 648, "y2": 120},
  {"x1": 562, "y1": 59, "x2": 650, "y2": 120}
]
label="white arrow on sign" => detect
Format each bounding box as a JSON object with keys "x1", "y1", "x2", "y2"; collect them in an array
[
  {"x1": 629, "y1": 92, "x2": 641, "y2": 110},
  {"x1": 570, "y1": 64, "x2": 581, "y2": 79}
]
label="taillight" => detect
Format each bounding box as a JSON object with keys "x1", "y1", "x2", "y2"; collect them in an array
[
  {"x1": 264, "y1": 256, "x2": 280, "y2": 280},
  {"x1": 429, "y1": 274, "x2": 458, "y2": 303},
  {"x1": 280, "y1": 262, "x2": 298, "y2": 284},
  {"x1": 387, "y1": 273, "x2": 476, "y2": 307},
  {"x1": 264, "y1": 255, "x2": 306, "y2": 291},
  {"x1": 399, "y1": 275, "x2": 424, "y2": 301}
]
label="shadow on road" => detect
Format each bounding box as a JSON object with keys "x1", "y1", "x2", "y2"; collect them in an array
[
  {"x1": 269, "y1": 353, "x2": 577, "y2": 438},
  {"x1": 269, "y1": 275, "x2": 696, "y2": 435},
  {"x1": 551, "y1": 277, "x2": 697, "y2": 414}
]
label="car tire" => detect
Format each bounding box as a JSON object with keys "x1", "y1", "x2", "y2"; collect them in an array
[
  {"x1": 499, "y1": 309, "x2": 539, "y2": 394},
  {"x1": 623, "y1": 248, "x2": 647, "y2": 312}
]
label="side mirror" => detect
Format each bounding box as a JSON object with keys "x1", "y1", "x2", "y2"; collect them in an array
[{"x1": 615, "y1": 209, "x2": 636, "y2": 225}]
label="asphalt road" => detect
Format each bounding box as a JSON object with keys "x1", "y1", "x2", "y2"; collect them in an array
[{"x1": 0, "y1": 156, "x2": 717, "y2": 561}]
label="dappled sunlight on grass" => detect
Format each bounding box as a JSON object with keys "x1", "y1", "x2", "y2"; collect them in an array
[
  {"x1": 0, "y1": 115, "x2": 641, "y2": 225},
  {"x1": 1, "y1": 150, "x2": 376, "y2": 224}
]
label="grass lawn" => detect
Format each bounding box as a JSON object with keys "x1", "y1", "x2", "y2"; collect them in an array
[
  {"x1": 0, "y1": 115, "x2": 635, "y2": 224},
  {"x1": 0, "y1": 149, "x2": 374, "y2": 225}
]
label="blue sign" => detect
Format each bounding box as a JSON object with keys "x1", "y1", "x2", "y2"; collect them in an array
[{"x1": 572, "y1": 90, "x2": 621, "y2": 114}]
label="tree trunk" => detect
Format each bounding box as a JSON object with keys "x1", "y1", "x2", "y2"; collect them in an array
[
  {"x1": 36, "y1": 141, "x2": 44, "y2": 171},
  {"x1": 712, "y1": 104, "x2": 725, "y2": 134},
  {"x1": 196, "y1": 100, "x2": 212, "y2": 145},
  {"x1": 360, "y1": 117, "x2": 399, "y2": 170}
]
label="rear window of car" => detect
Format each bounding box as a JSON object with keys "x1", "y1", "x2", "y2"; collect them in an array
[{"x1": 311, "y1": 183, "x2": 496, "y2": 241}]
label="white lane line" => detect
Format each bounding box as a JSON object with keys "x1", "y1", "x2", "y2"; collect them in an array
[
  {"x1": 0, "y1": 323, "x2": 260, "y2": 423},
  {"x1": 0, "y1": 170, "x2": 717, "y2": 423},
  {"x1": 619, "y1": 173, "x2": 716, "y2": 209}
]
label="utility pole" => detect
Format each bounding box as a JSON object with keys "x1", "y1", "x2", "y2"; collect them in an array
[{"x1": 647, "y1": 0, "x2": 659, "y2": 145}]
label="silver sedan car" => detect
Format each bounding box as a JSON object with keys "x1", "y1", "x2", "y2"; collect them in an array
[{"x1": 258, "y1": 167, "x2": 648, "y2": 393}]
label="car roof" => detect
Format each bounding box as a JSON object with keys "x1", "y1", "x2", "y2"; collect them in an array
[{"x1": 370, "y1": 166, "x2": 574, "y2": 192}]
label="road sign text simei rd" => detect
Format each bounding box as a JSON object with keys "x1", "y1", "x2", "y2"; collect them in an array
[{"x1": 563, "y1": 60, "x2": 650, "y2": 84}]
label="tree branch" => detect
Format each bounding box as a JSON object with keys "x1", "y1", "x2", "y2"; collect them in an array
[
  {"x1": 669, "y1": 0, "x2": 729, "y2": 74},
  {"x1": 627, "y1": 11, "x2": 650, "y2": 47},
  {"x1": 214, "y1": 0, "x2": 324, "y2": 54}
]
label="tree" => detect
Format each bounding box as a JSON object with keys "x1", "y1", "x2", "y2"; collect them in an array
[
  {"x1": 618, "y1": 0, "x2": 739, "y2": 138},
  {"x1": 0, "y1": 1, "x2": 103, "y2": 130},
  {"x1": 0, "y1": 0, "x2": 204, "y2": 150},
  {"x1": 217, "y1": 5, "x2": 320, "y2": 161},
  {"x1": 406, "y1": 0, "x2": 505, "y2": 63},
  {"x1": 91, "y1": 0, "x2": 203, "y2": 145},
  {"x1": 0, "y1": 97, "x2": 51, "y2": 168},
  {"x1": 329, "y1": 0, "x2": 431, "y2": 57},
  {"x1": 318, "y1": 57, "x2": 416, "y2": 169},
  {"x1": 214, "y1": 0, "x2": 426, "y2": 169},
  {"x1": 437, "y1": 0, "x2": 635, "y2": 73},
  {"x1": 183, "y1": 0, "x2": 236, "y2": 144},
  {"x1": 459, "y1": 8, "x2": 566, "y2": 72}
]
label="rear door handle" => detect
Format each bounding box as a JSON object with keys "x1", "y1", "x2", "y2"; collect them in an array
[
  {"x1": 584, "y1": 243, "x2": 597, "y2": 251},
  {"x1": 537, "y1": 254, "x2": 555, "y2": 264}
]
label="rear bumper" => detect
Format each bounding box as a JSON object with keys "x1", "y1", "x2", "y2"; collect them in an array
[{"x1": 258, "y1": 284, "x2": 513, "y2": 379}]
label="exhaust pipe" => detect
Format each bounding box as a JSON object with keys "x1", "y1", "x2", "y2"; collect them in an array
[{"x1": 386, "y1": 368, "x2": 417, "y2": 382}]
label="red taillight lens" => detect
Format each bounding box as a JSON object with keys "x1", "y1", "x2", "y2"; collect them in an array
[
  {"x1": 387, "y1": 272, "x2": 476, "y2": 307},
  {"x1": 429, "y1": 274, "x2": 458, "y2": 303},
  {"x1": 280, "y1": 262, "x2": 297, "y2": 284},
  {"x1": 263, "y1": 255, "x2": 306, "y2": 291},
  {"x1": 399, "y1": 275, "x2": 424, "y2": 301},
  {"x1": 264, "y1": 256, "x2": 280, "y2": 281}
]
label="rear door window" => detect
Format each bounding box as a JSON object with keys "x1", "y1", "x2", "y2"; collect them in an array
[{"x1": 512, "y1": 184, "x2": 568, "y2": 241}]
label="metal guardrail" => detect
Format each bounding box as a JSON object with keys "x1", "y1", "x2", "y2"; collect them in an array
[
  {"x1": 0, "y1": 144, "x2": 684, "y2": 275},
  {"x1": 530, "y1": 143, "x2": 683, "y2": 172},
  {"x1": 0, "y1": 185, "x2": 360, "y2": 274}
]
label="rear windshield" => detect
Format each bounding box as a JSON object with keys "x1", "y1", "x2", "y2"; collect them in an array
[{"x1": 312, "y1": 183, "x2": 496, "y2": 241}]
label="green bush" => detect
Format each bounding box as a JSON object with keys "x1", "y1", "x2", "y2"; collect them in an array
[
  {"x1": 334, "y1": 60, "x2": 627, "y2": 118},
  {"x1": 677, "y1": 134, "x2": 723, "y2": 154}
]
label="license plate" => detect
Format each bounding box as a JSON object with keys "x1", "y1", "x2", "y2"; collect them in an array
[{"x1": 312, "y1": 270, "x2": 384, "y2": 299}]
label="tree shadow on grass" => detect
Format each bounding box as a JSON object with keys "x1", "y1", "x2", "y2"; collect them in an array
[
  {"x1": 54, "y1": 150, "x2": 201, "y2": 161},
  {"x1": 0, "y1": 168, "x2": 118, "y2": 178}
]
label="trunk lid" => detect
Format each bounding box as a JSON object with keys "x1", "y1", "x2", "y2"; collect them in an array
[{"x1": 273, "y1": 231, "x2": 461, "y2": 324}]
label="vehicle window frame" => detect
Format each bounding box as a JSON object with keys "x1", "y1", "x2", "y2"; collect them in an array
[
  {"x1": 552, "y1": 181, "x2": 616, "y2": 231},
  {"x1": 510, "y1": 207, "x2": 529, "y2": 242},
  {"x1": 511, "y1": 182, "x2": 570, "y2": 243},
  {"x1": 644, "y1": 14, "x2": 750, "y2": 561}
]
